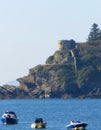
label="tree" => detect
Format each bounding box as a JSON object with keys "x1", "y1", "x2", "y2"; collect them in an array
[{"x1": 88, "y1": 23, "x2": 101, "y2": 41}]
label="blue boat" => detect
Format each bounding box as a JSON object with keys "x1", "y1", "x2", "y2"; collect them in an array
[
  {"x1": 1, "y1": 111, "x2": 18, "y2": 125},
  {"x1": 66, "y1": 120, "x2": 87, "y2": 130}
]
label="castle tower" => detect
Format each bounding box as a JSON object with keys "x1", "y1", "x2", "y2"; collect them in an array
[{"x1": 58, "y1": 40, "x2": 76, "y2": 51}]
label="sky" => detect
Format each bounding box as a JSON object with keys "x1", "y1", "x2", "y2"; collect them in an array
[{"x1": 0, "y1": 0, "x2": 101, "y2": 85}]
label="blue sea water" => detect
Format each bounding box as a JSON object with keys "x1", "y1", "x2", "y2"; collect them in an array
[{"x1": 0, "y1": 99, "x2": 101, "y2": 130}]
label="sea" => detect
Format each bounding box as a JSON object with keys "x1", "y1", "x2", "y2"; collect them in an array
[{"x1": 0, "y1": 99, "x2": 100, "y2": 130}]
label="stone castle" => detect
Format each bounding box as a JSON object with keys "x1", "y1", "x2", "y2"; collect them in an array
[
  {"x1": 57, "y1": 40, "x2": 77, "y2": 71},
  {"x1": 58, "y1": 40, "x2": 76, "y2": 51}
]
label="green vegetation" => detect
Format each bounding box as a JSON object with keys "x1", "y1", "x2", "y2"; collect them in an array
[
  {"x1": 88, "y1": 23, "x2": 101, "y2": 42},
  {"x1": 46, "y1": 50, "x2": 69, "y2": 64}
]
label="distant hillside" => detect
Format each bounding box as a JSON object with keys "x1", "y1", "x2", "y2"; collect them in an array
[
  {"x1": 0, "y1": 39, "x2": 101, "y2": 99},
  {"x1": 4, "y1": 80, "x2": 20, "y2": 86}
]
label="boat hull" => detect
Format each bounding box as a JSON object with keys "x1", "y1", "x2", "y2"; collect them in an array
[
  {"x1": 31, "y1": 123, "x2": 46, "y2": 129},
  {"x1": 1, "y1": 117, "x2": 18, "y2": 125},
  {"x1": 74, "y1": 127, "x2": 86, "y2": 130}
]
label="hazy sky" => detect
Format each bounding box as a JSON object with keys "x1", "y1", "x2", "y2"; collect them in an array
[{"x1": 0, "y1": 0, "x2": 101, "y2": 85}]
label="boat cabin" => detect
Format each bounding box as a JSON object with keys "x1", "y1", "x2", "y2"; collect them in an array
[{"x1": 35, "y1": 118, "x2": 43, "y2": 123}]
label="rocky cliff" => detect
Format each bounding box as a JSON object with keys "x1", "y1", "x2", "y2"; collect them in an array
[{"x1": 1, "y1": 39, "x2": 101, "y2": 99}]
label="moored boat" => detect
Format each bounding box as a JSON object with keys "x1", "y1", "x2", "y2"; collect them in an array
[
  {"x1": 66, "y1": 120, "x2": 87, "y2": 130},
  {"x1": 31, "y1": 118, "x2": 46, "y2": 129},
  {"x1": 1, "y1": 111, "x2": 18, "y2": 125}
]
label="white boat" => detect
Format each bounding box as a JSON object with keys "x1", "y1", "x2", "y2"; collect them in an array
[
  {"x1": 1, "y1": 111, "x2": 18, "y2": 125},
  {"x1": 31, "y1": 118, "x2": 46, "y2": 129},
  {"x1": 66, "y1": 120, "x2": 87, "y2": 130}
]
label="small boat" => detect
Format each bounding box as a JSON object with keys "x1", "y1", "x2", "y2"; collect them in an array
[
  {"x1": 66, "y1": 120, "x2": 87, "y2": 130},
  {"x1": 1, "y1": 111, "x2": 18, "y2": 125},
  {"x1": 31, "y1": 118, "x2": 46, "y2": 129}
]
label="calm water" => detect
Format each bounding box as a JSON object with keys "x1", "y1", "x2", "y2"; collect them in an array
[{"x1": 0, "y1": 99, "x2": 101, "y2": 130}]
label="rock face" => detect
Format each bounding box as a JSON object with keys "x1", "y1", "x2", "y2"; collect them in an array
[
  {"x1": 1, "y1": 39, "x2": 101, "y2": 99},
  {"x1": 0, "y1": 85, "x2": 16, "y2": 99}
]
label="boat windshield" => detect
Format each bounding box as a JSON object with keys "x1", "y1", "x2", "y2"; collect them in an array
[
  {"x1": 35, "y1": 118, "x2": 43, "y2": 123},
  {"x1": 5, "y1": 111, "x2": 17, "y2": 118}
]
